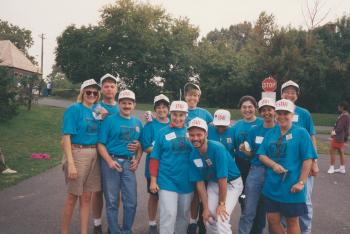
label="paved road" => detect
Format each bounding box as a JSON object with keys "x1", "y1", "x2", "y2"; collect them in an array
[{"x1": 0, "y1": 98, "x2": 349, "y2": 234}]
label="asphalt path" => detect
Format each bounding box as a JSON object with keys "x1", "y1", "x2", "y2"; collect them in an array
[{"x1": 0, "y1": 98, "x2": 349, "y2": 234}]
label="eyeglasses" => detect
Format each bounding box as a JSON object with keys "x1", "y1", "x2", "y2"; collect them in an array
[{"x1": 85, "y1": 90, "x2": 98, "y2": 97}]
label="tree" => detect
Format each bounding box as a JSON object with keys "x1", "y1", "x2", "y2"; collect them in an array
[{"x1": 0, "y1": 67, "x2": 18, "y2": 120}]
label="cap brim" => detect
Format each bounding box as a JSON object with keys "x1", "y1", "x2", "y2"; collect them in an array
[
  {"x1": 212, "y1": 120, "x2": 230, "y2": 126},
  {"x1": 187, "y1": 125, "x2": 207, "y2": 132}
]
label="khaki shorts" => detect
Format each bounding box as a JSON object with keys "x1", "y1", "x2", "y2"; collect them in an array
[{"x1": 63, "y1": 148, "x2": 101, "y2": 196}]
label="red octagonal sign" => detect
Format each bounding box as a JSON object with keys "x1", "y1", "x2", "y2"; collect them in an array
[{"x1": 262, "y1": 76, "x2": 277, "y2": 92}]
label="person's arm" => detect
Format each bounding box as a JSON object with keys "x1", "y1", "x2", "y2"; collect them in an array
[
  {"x1": 196, "y1": 181, "x2": 212, "y2": 223},
  {"x1": 62, "y1": 135, "x2": 77, "y2": 179},
  {"x1": 130, "y1": 145, "x2": 142, "y2": 171},
  {"x1": 97, "y1": 143, "x2": 121, "y2": 171},
  {"x1": 216, "y1": 178, "x2": 229, "y2": 222},
  {"x1": 310, "y1": 134, "x2": 319, "y2": 176},
  {"x1": 149, "y1": 158, "x2": 159, "y2": 193},
  {"x1": 259, "y1": 155, "x2": 287, "y2": 174},
  {"x1": 291, "y1": 159, "x2": 312, "y2": 193}
]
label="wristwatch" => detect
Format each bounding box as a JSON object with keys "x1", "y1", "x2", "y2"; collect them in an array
[
  {"x1": 298, "y1": 180, "x2": 305, "y2": 185},
  {"x1": 218, "y1": 201, "x2": 225, "y2": 206}
]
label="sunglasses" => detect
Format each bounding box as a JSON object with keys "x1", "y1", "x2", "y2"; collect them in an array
[{"x1": 85, "y1": 90, "x2": 99, "y2": 97}]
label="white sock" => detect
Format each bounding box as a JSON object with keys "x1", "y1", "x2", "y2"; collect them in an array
[
  {"x1": 340, "y1": 165, "x2": 345, "y2": 169},
  {"x1": 149, "y1": 220, "x2": 157, "y2": 226},
  {"x1": 190, "y1": 218, "x2": 197, "y2": 224},
  {"x1": 94, "y1": 218, "x2": 102, "y2": 226},
  {"x1": 329, "y1": 165, "x2": 334, "y2": 169}
]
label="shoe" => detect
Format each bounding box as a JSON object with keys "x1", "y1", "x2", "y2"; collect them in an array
[
  {"x1": 149, "y1": 225, "x2": 157, "y2": 234},
  {"x1": 187, "y1": 223, "x2": 197, "y2": 234},
  {"x1": 2, "y1": 168, "x2": 17, "y2": 174},
  {"x1": 93, "y1": 225, "x2": 102, "y2": 234},
  {"x1": 335, "y1": 167, "x2": 346, "y2": 174},
  {"x1": 327, "y1": 166, "x2": 335, "y2": 174}
]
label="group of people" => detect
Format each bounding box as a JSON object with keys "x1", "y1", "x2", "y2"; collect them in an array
[{"x1": 60, "y1": 73, "x2": 336, "y2": 234}]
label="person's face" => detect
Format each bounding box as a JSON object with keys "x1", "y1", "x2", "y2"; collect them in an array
[
  {"x1": 170, "y1": 111, "x2": 187, "y2": 127},
  {"x1": 276, "y1": 110, "x2": 293, "y2": 128},
  {"x1": 189, "y1": 127, "x2": 207, "y2": 149},
  {"x1": 281, "y1": 86, "x2": 298, "y2": 103},
  {"x1": 185, "y1": 90, "x2": 200, "y2": 108},
  {"x1": 240, "y1": 101, "x2": 256, "y2": 120},
  {"x1": 101, "y1": 80, "x2": 118, "y2": 100},
  {"x1": 83, "y1": 87, "x2": 99, "y2": 105},
  {"x1": 338, "y1": 105, "x2": 344, "y2": 113},
  {"x1": 259, "y1": 106, "x2": 275, "y2": 122},
  {"x1": 118, "y1": 99, "x2": 135, "y2": 116},
  {"x1": 215, "y1": 125, "x2": 228, "y2": 134},
  {"x1": 155, "y1": 103, "x2": 169, "y2": 119}
]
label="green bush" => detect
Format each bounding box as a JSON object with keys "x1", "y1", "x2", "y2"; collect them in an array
[
  {"x1": 0, "y1": 68, "x2": 19, "y2": 120},
  {"x1": 52, "y1": 88, "x2": 79, "y2": 99}
]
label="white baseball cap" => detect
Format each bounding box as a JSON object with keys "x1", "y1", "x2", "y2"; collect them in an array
[
  {"x1": 213, "y1": 109, "x2": 231, "y2": 126},
  {"x1": 118, "y1": 89, "x2": 135, "y2": 101},
  {"x1": 184, "y1": 82, "x2": 201, "y2": 95},
  {"x1": 281, "y1": 80, "x2": 300, "y2": 93},
  {"x1": 258, "y1": 98, "x2": 276, "y2": 109},
  {"x1": 188, "y1": 117, "x2": 208, "y2": 132},
  {"x1": 100, "y1": 73, "x2": 119, "y2": 85},
  {"x1": 275, "y1": 99, "x2": 295, "y2": 113},
  {"x1": 170, "y1": 101, "x2": 188, "y2": 113},
  {"x1": 154, "y1": 94, "x2": 170, "y2": 104},
  {"x1": 81, "y1": 79, "x2": 100, "y2": 91}
]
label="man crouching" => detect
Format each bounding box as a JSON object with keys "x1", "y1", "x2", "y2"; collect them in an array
[{"x1": 187, "y1": 117, "x2": 243, "y2": 234}]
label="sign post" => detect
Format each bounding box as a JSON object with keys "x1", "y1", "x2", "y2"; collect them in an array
[{"x1": 261, "y1": 76, "x2": 277, "y2": 101}]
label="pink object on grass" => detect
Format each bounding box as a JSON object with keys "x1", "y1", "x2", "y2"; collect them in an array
[{"x1": 31, "y1": 153, "x2": 50, "y2": 159}]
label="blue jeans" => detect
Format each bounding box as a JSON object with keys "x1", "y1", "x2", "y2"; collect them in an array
[
  {"x1": 101, "y1": 158, "x2": 137, "y2": 234},
  {"x1": 299, "y1": 176, "x2": 314, "y2": 234},
  {"x1": 238, "y1": 166, "x2": 266, "y2": 234}
]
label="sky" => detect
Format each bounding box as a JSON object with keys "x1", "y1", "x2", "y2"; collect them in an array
[{"x1": 0, "y1": 0, "x2": 349, "y2": 78}]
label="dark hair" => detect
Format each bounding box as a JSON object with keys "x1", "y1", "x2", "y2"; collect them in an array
[
  {"x1": 154, "y1": 100, "x2": 170, "y2": 110},
  {"x1": 338, "y1": 101, "x2": 349, "y2": 111},
  {"x1": 238, "y1": 95, "x2": 257, "y2": 109}
]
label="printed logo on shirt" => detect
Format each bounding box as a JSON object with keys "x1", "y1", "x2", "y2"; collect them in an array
[
  {"x1": 171, "y1": 137, "x2": 190, "y2": 153},
  {"x1": 86, "y1": 117, "x2": 98, "y2": 135},
  {"x1": 119, "y1": 126, "x2": 138, "y2": 142},
  {"x1": 293, "y1": 115, "x2": 299, "y2": 122},
  {"x1": 269, "y1": 141, "x2": 287, "y2": 161},
  {"x1": 255, "y1": 136, "x2": 264, "y2": 144}
]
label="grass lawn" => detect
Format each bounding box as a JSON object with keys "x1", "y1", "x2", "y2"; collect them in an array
[{"x1": 0, "y1": 105, "x2": 64, "y2": 190}]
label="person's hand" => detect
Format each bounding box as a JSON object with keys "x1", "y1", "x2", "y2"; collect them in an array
[
  {"x1": 291, "y1": 182, "x2": 304, "y2": 193},
  {"x1": 331, "y1": 130, "x2": 336, "y2": 136},
  {"x1": 129, "y1": 158, "x2": 139, "y2": 171},
  {"x1": 149, "y1": 181, "x2": 159, "y2": 193},
  {"x1": 310, "y1": 160, "x2": 320, "y2": 176},
  {"x1": 239, "y1": 143, "x2": 246, "y2": 152},
  {"x1": 128, "y1": 140, "x2": 140, "y2": 152},
  {"x1": 216, "y1": 203, "x2": 229, "y2": 222},
  {"x1": 202, "y1": 208, "x2": 215, "y2": 224},
  {"x1": 108, "y1": 159, "x2": 122, "y2": 171},
  {"x1": 67, "y1": 163, "x2": 78, "y2": 179},
  {"x1": 272, "y1": 163, "x2": 287, "y2": 174}
]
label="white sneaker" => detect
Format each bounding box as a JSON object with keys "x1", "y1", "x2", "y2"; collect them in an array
[
  {"x1": 337, "y1": 167, "x2": 346, "y2": 174},
  {"x1": 2, "y1": 168, "x2": 17, "y2": 174},
  {"x1": 327, "y1": 166, "x2": 335, "y2": 174}
]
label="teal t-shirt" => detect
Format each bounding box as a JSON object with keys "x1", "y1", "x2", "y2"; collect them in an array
[
  {"x1": 98, "y1": 113, "x2": 143, "y2": 158},
  {"x1": 247, "y1": 125, "x2": 274, "y2": 166},
  {"x1": 187, "y1": 107, "x2": 213, "y2": 125},
  {"x1": 62, "y1": 103, "x2": 100, "y2": 145},
  {"x1": 140, "y1": 118, "x2": 169, "y2": 178},
  {"x1": 257, "y1": 125, "x2": 318, "y2": 203},
  {"x1": 232, "y1": 118, "x2": 264, "y2": 158},
  {"x1": 208, "y1": 124, "x2": 234, "y2": 155},
  {"x1": 293, "y1": 106, "x2": 316, "y2": 135},
  {"x1": 189, "y1": 140, "x2": 240, "y2": 183},
  {"x1": 98, "y1": 100, "x2": 119, "y2": 115},
  {"x1": 150, "y1": 126, "x2": 194, "y2": 194}
]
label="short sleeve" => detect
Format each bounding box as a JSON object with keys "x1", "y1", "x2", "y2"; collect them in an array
[
  {"x1": 141, "y1": 123, "x2": 154, "y2": 150},
  {"x1": 98, "y1": 116, "x2": 110, "y2": 145},
  {"x1": 206, "y1": 110, "x2": 213, "y2": 124},
  {"x1": 215, "y1": 147, "x2": 229, "y2": 179},
  {"x1": 299, "y1": 129, "x2": 318, "y2": 160},
  {"x1": 150, "y1": 132, "x2": 163, "y2": 160},
  {"x1": 189, "y1": 153, "x2": 204, "y2": 182},
  {"x1": 62, "y1": 105, "x2": 78, "y2": 135},
  {"x1": 257, "y1": 134, "x2": 269, "y2": 157}
]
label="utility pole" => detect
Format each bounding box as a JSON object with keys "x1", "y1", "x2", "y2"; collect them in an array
[{"x1": 39, "y1": 33, "x2": 46, "y2": 78}]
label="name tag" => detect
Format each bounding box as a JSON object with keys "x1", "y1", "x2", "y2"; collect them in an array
[
  {"x1": 226, "y1": 138, "x2": 232, "y2": 144},
  {"x1": 165, "y1": 132, "x2": 176, "y2": 141},
  {"x1": 286, "y1": 134, "x2": 293, "y2": 141},
  {"x1": 255, "y1": 136, "x2": 264, "y2": 144},
  {"x1": 193, "y1": 158, "x2": 203, "y2": 167},
  {"x1": 293, "y1": 115, "x2": 299, "y2": 122}
]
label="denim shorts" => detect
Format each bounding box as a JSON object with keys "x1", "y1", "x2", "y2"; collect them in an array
[{"x1": 263, "y1": 196, "x2": 307, "y2": 217}]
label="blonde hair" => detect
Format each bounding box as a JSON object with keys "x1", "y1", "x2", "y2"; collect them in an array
[{"x1": 77, "y1": 87, "x2": 101, "y2": 104}]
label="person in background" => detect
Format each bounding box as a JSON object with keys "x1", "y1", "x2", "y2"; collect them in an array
[
  {"x1": 188, "y1": 117, "x2": 242, "y2": 234},
  {"x1": 141, "y1": 94, "x2": 170, "y2": 234},
  {"x1": 328, "y1": 101, "x2": 350, "y2": 174},
  {"x1": 281, "y1": 80, "x2": 319, "y2": 234},
  {"x1": 258, "y1": 99, "x2": 318, "y2": 234},
  {"x1": 98, "y1": 90, "x2": 143, "y2": 234},
  {"x1": 60, "y1": 79, "x2": 102, "y2": 234},
  {"x1": 149, "y1": 101, "x2": 194, "y2": 234},
  {"x1": 238, "y1": 98, "x2": 276, "y2": 234},
  {"x1": 232, "y1": 95, "x2": 263, "y2": 212}
]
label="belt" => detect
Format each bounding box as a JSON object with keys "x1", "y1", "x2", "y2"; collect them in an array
[
  {"x1": 111, "y1": 154, "x2": 133, "y2": 160},
  {"x1": 71, "y1": 144, "x2": 96, "y2": 149}
]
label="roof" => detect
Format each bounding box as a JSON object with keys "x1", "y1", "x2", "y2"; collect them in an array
[{"x1": 0, "y1": 40, "x2": 41, "y2": 74}]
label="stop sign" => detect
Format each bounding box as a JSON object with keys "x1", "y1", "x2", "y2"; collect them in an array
[{"x1": 262, "y1": 76, "x2": 277, "y2": 92}]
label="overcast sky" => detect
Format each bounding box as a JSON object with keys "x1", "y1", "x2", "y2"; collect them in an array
[{"x1": 0, "y1": 0, "x2": 349, "y2": 78}]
